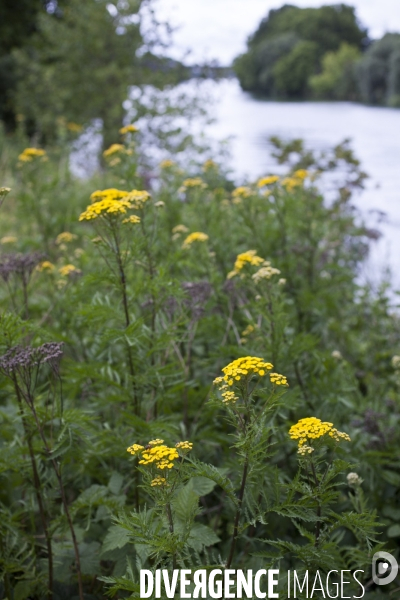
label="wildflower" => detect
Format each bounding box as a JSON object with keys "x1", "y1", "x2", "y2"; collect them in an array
[
  {"x1": 0, "y1": 187, "x2": 11, "y2": 197},
  {"x1": 391, "y1": 355, "x2": 400, "y2": 370},
  {"x1": 214, "y1": 356, "x2": 274, "y2": 389},
  {"x1": 103, "y1": 144, "x2": 125, "y2": 158},
  {"x1": 74, "y1": 248, "x2": 84, "y2": 258},
  {"x1": 179, "y1": 178, "x2": 207, "y2": 193},
  {"x1": 0, "y1": 236, "x2": 17, "y2": 245},
  {"x1": 0, "y1": 252, "x2": 45, "y2": 283},
  {"x1": 119, "y1": 124, "x2": 138, "y2": 135},
  {"x1": 148, "y1": 439, "x2": 164, "y2": 446},
  {"x1": 79, "y1": 189, "x2": 149, "y2": 221},
  {"x1": 227, "y1": 250, "x2": 264, "y2": 279},
  {"x1": 127, "y1": 443, "x2": 144, "y2": 455},
  {"x1": 18, "y1": 148, "x2": 46, "y2": 163},
  {"x1": 58, "y1": 264, "x2": 81, "y2": 277},
  {"x1": 269, "y1": 372, "x2": 288, "y2": 386},
  {"x1": 347, "y1": 472, "x2": 363, "y2": 487},
  {"x1": 182, "y1": 232, "x2": 209, "y2": 248},
  {"x1": 56, "y1": 232, "x2": 77, "y2": 245},
  {"x1": 67, "y1": 122, "x2": 83, "y2": 133},
  {"x1": 37, "y1": 261, "x2": 55, "y2": 272},
  {"x1": 331, "y1": 350, "x2": 343, "y2": 360},
  {"x1": 160, "y1": 159, "x2": 176, "y2": 169},
  {"x1": 257, "y1": 175, "x2": 279, "y2": 187},
  {"x1": 175, "y1": 441, "x2": 193, "y2": 451},
  {"x1": 122, "y1": 215, "x2": 141, "y2": 225},
  {"x1": 151, "y1": 476, "x2": 168, "y2": 487},
  {"x1": 232, "y1": 186, "x2": 252, "y2": 202},
  {"x1": 139, "y1": 445, "x2": 179, "y2": 469},
  {"x1": 172, "y1": 224, "x2": 189, "y2": 235},
  {"x1": 298, "y1": 445, "x2": 315, "y2": 456},
  {"x1": 294, "y1": 169, "x2": 308, "y2": 180},
  {"x1": 282, "y1": 177, "x2": 302, "y2": 192},
  {"x1": 203, "y1": 159, "x2": 218, "y2": 171},
  {"x1": 252, "y1": 262, "x2": 281, "y2": 283},
  {"x1": 289, "y1": 417, "x2": 351, "y2": 451},
  {"x1": 242, "y1": 324, "x2": 255, "y2": 337},
  {"x1": 278, "y1": 278, "x2": 286, "y2": 286},
  {"x1": 90, "y1": 189, "x2": 129, "y2": 202},
  {"x1": 154, "y1": 201, "x2": 165, "y2": 208}
]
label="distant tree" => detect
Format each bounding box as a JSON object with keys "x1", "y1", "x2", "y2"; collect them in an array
[
  {"x1": 356, "y1": 34, "x2": 400, "y2": 105},
  {"x1": 234, "y1": 4, "x2": 368, "y2": 98},
  {"x1": 309, "y1": 42, "x2": 361, "y2": 100}
]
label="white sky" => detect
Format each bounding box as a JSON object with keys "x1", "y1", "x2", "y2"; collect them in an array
[{"x1": 154, "y1": 0, "x2": 400, "y2": 64}]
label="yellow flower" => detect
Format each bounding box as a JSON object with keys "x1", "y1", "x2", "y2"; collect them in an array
[
  {"x1": 127, "y1": 443, "x2": 144, "y2": 456},
  {"x1": 18, "y1": 148, "x2": 46, "y2": 162},
  {"x1": 182, "y1": 232, "x2": 209, "y2": 248},
  {"x1": 103, "y1": 144, "x2": 125, "y2": 158},
  {"x1": 0, "y1": 187, "x2": 11, "y2": 197},
  {"x1": 257, "y1": 175, "x2": 279, "y2": 187},
  {"x1": 80, "y1": 189, "x2": 149, "y2": 221},
  {"x1": 90, "y1": 189, "x2": 129, "y2": 202},
  {"x1": 56, "y1": 232, "x2": 77, "y2": 245},
  {"x1": 214, "y1": 356, "x2": 275, "y2": 397},
  {"x1": 37, "y1": 261, "x2": 55, "y2": 272},
  {"x1": 59, "y1": 264, "x2": 81, "y2": 277},
  {"x1": 232, "y1": 186, "x2": 252, "y2": 201},
  {"x1": 151, "y1": 476, "x2": 168, "y2": 487},
  {"x1": 269, "y1": 372, "x2": 288, "y2": 386},
  {"x1": 67, "y1": 122, "x2": 83, "y2": 133},
  {"x1": 228, "y1": 250, "x2": 264, "y2": 279},
  {"x1": 293, "y1": 169, "x2": 308, "y2": 180},
  {"x1": 154, "y1": 201, "x2": 165, "y2": 208},
  {"x1": 289, "y1": 417, "x2": 351, "y2": 451},
  {"x1": 0, "y1": 236, "x2": 17, "y2": 245},
  {"x1": 203, "y1": 159, "x2": 218, "y2": 171},
  {"x1": 160, "y1": 159, "x2": 176, "y2": 169},
  {"x1": 179, "y1": 177, "x2": 207, "y2": 192},
  {"x1": 119, "y1": 124, "x2": 138, "y2": 135},
  {"x1": 252, "y1": 262, "x2": 281, "y2": 283},
  {"x1": 175, "y1": 441, "x2": 193, "y2": 451},
  {"x1": 172, "y1": 224, "x2": 189, "y2": 235},
  {"x1": 122, "y1": 215, "x2": 141, "y2": 225}
]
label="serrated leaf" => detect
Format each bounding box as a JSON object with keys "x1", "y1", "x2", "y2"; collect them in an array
[
  {"x1": 102, "y1": 525, "x2": 131, "y2": 554},
  {"x1": 187, "y1": 524, "x2": 220, "y2": 551}
]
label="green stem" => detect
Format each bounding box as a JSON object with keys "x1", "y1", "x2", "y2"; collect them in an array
[{"x1": 225, "y1": 456, "x2": 249, "y2": 568}]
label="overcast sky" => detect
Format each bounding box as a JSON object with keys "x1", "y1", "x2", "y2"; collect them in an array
[{"x1": 154, "y1": 0, "x2": 400, "y2": 64}]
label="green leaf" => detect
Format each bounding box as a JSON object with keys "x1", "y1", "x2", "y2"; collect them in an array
[
  {"x1": 108, "y1": 472, "x2": 124, "y2": 496},
  {"x1": 187, "y1": 524, "x2": 220, "y2": 551},
  {"x1": 191, "y1": 476, "x2": 217, "y2": 496},
  {"x1": 102, "y1": 525, "x2": 131, "y2": 554}
]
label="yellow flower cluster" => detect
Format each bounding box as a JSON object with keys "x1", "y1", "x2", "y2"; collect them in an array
[
  {"x1": 37, "y1": 261, "x2": 55, "y2": 272},
  {"x1": 232, "y1": 186, "x2": 252, "y2": 202},
  {"x1": 79, "y1": 189, "x2": 150, "y2": 221},
  {"x1": 215, "y1": 356, "x2": 274, "y2": 388},
  {"x1": 56, "y1": 232, "x2": 77, "y2": 245},
  {"x1": 175, "y1": 441, "x2": 193, "y2": 450},
  {"x1": 172, "y1": 224, "x2": 189, "y2": 234},
  {"x1": 127, "y1": 439, "x2": 193, "y2": 470},
  {"x1": 151, "y1": 476, "x2": 168, "y2": 487},
  {"x1": 269, "y1": 372, "x2": 288, "y2": 385},
  {"x1": 252, "y1": 262, "x2": 281, "y2": 283},
  {"x1": 120, "y1": 124, "x2": 138, "y2": 135},
  {"x1": 160, "y1": 159, "x2": 176, "y2": 169},
  {"x1": 182, "y1": 232, "x2": 209, "y2": 248},
  {"x1": 18, "y1": 148, "x2": 46, "y2": 162},
  {"x1": 59, "y1": 264, "x2": 81, "y2": 277},
  {"x1": 0, "y1": 187, "x2": 11, "y2": 197},
  {"x1": 289, "y1": 417, "x2": 351, "y2": 452},
  {"x1": 203, "y1": 159, "x2": 218, "y2": 171},
  {"x1": 257, "y1": 175, "x2": 279, "y2": 187},
  {"x1": 227, "y1": 250, "x2": 264, "y2": 279},
  {"x1": 0, "y1": 236, "x2": 17, "y2": 245},
  {"x1": 298, "y1": 445, "x2": 314, "y2": 456},
  {"x1": 179, "y1": 177, "x2": 207, "y2": 192},
  {"x1": 103, "y1": 144, "x2": 125, "y2": 158},
  {"x1": 122, "y1": 215, "x2": 141, "y2": 225}
]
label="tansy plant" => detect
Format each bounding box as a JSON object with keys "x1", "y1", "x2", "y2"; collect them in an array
[{"x1": 214, "y1": 356, "x2": 288, "y2": 567}]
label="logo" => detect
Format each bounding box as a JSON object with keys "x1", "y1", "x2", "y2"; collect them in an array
[{"x1": 372, "y1": 551, "x2": 399, "y2": 586}]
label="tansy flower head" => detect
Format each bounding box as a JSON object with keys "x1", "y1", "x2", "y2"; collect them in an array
[
  {"x1": 0, "y1": 187, "x2": 11, "y2": 197},
  {"x1": 289, "y1": 417, "x2": 351, "y2": 453},
  {"x1": 18, "y1": 148, "x2": 46, "y2": 163},
  {"x1": 182, "y1": 232, "x2": 209, "y2": 248},
  {"x1": 252, "y1": 262, "x2": 281, "y2": 283},
  {"x1": 172, "y1": 224, "x2": 189, "y2": 235},
  {"x1": 214, "y1": 356, "x2": 274, "y2": 391},
  {"x1": 56, "y1": 232, "x2": 77, "y2": 245},
  {"x1": 175, "y1": 441, "x2": 193, "y2": 451},
  {"x1": 257, "y1": 175, "x2": 279, "y2": 187},
  {"x1": 59, "y1": 264, "x2": 81, "y2": 277},
  {"x1": 160, "y1": 159, "x2": 176, "y2": 169},
  {"x1": 37, "y1": 261, "x2": 55, "y2": 272},
  {"x1": 269, "y1": 372, "x2": 288, "y2": 386},
  {"x1": 232, "y1": 186, "x2": 252, "y2": 203},
  {"x1": 293, "y1": 169, "x2": 308, "y2": 180},
  {"x1": 122, "y1": 215, "x2": 141, "y2": 225},
  {"x1": 151, "y1": 476, "x2": 168, "y2": 487},
  {"x1": 179, "y1": 177, "x2": 207, "y2": 193},
  {"x1": 227, "y1": 250, "x2": 264, "y2": 279},
  {"x1": 120, "y1": 124, "x2": 138, "y2": 135},
  {"x1": 103, "y1": 144, "x2": 125, "y2": 158},
  {"x1": 203, "y1": 159, "x2": 218, "y2": 171}
]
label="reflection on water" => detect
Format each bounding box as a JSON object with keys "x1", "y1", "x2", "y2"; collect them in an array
[{"x1": 203, "y1": 79, "x2": 400, "y2": 288}]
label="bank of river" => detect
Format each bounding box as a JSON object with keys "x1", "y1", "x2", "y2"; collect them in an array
[{"x1": 203, "y1": 79, "x2": 400, "y2": 288}]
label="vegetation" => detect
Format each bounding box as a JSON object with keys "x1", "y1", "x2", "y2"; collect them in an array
[
  {"x1": 0, "y1": 127, "x2": 399, "y2": 599},
  {"x1": 234, "y1": 3, "x2": 400, "y2": 107}
]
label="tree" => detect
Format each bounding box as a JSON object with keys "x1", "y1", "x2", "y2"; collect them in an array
[
  {"x1": 356, "y1": 33, "x2": 400, "y2": 105},
  {"x1": 309, "y1": 42, "x2": 361, "y2": 100}
]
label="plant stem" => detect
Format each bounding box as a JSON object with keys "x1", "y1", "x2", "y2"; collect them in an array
[
  {"x1": 310, "y1": 460, "x2": 321, "y2": 546},
  {"x1": 166, "y1": 502, "x2": 176, "y2": 569},
  {"x1": 13, "y1": 377, "x2": 53, "y2": 600},
  {"x1": 26, "y1": 397, "x2": 84, "y2": 600},
  {"x1": 226, "y1": 457, "x2": 249, "y2": 569}
]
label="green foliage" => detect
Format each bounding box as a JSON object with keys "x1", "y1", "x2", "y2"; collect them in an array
[
  {"x1": 234, "y1": 4, "x2": 367, "y2": 98},
  {"x1": 310, "y1": 42, "x2": 361, "y2": 100},
  {"x1": 0, "y1": 129, "x2": 399, "y2": 599},
  {"x1": 357, "y1": 33, "x2": 400, "y2": 106}
]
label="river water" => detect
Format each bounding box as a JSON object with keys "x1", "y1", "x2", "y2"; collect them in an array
[{"x1": 203, "y1": 79, "x2": 400, "y2": 289}]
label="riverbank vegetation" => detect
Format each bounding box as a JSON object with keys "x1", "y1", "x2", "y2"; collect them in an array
[
  {"x1": 0, "y1": 127, "x2": 399, "y2": 598},
  {"x1": 234, "y1": 4, "x2": 400, "y2": 107}
]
